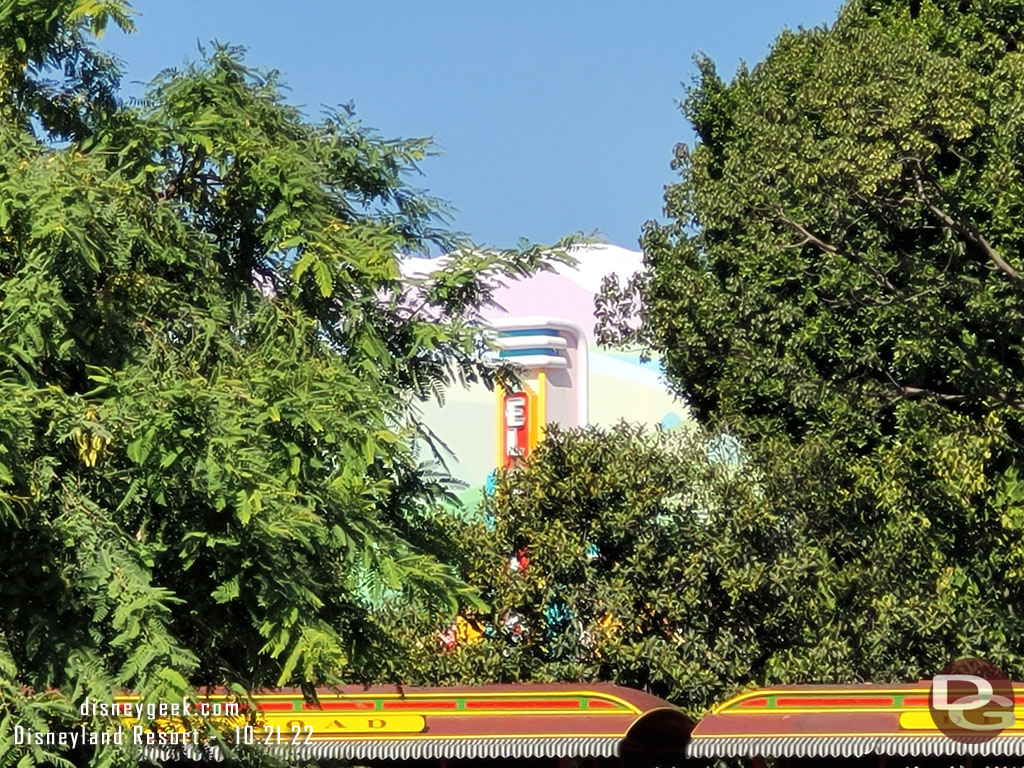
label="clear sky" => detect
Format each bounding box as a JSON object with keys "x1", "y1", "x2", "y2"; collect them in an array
[{"x1": 102, "y1": 1, "x2": 842, "y2": 251}]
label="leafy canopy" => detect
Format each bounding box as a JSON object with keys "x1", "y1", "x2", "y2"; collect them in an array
[
  {"x1": 397, "y1": 418, "x2": 1024, "y2": 716},
  {"x1": 0, "y1": 1, "x2": 564, "y2": 765},
  {"x1": 612, "y1": 0, "x2": 1024, "y2": 447},
  {"x1": 585, "y1": 0, "x2": 1024, "y2": 702},
  {"x1": 392, "y1": 424, "x2": 762, "y2": 715}
]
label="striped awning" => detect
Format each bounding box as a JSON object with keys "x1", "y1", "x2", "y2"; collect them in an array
[
  {"x1": 143, "y1": 736, "x2": 623, "y2": 762},
  {"x1": 688, "y1": 735, "x2": 1024, "y2": 759},
  {"x1": 688, "y1": 682, "x2": 1024, "y2": 760}
]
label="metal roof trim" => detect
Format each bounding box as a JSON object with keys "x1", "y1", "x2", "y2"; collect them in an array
[
  {"x1": 688, "y1": 735, "x2": 1024, "y2": 759},
  {"x1": 142, "y1": 736, "x2": 623, "y2": 762}
]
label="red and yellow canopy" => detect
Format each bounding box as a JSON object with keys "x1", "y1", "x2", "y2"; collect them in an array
[
  {"x1": 689, "y1": 682, "x2": 1024, "y2": 759},
  {"x1": 125, "y1": 682, "x2": 689, "y2": 762}
]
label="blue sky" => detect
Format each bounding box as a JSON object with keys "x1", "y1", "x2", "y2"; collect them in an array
[{"x1": 103, "y1": 1, "x2": 842, "y2": 250}]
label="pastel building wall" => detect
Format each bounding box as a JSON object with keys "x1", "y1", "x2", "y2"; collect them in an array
[{"x1": 403, "y1": 244, "x2": 688, "y2": 500}]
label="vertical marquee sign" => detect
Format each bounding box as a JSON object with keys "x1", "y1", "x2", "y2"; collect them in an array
[
  {"x1": 491, "y1": 317, "x2": 588, "y2": 471},
  {"x1": 499, "y1": 387, "x2": 536, "y2": 468}
]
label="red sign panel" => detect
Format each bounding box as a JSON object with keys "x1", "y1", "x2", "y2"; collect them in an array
[{"x1": 502, "y1": 391, "x2": 531, "y2": 467}]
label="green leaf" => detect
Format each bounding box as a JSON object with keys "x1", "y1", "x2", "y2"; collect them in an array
[
  {"x1": 212, "y1": 576, "x2": 240, "y2": 604},
  {"x1": 313, "y1": 260, "x2": 332, "y2": 298}
]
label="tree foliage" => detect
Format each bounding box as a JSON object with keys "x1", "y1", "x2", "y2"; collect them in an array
[
  {"x1": 400, "y1": 420, "x2": 1024, "y2": 717},
  {"x1": 0, "y1": 2, "x2": 564, "y2": 765},
  {"x1": 393, "y1": 424, "x2": 762, "y2": 715},
  {"x1": 580, "y1": 0, "x2": 1024, "y2": 706},
  {"x1": 611, "y1": 0, "x2": 1024, "y2": 446}
]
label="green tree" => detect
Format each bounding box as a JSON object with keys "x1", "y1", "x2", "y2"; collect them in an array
[
  {"x1": 400, "y1": 418, "x2": 1024, "y2": 717},
  {"x1": 581, "y1": 0, "x2": 1024, "y2": 708},
  {"x1": 393, "y1": 423, "x2": 774, "y2": 716},
  {"x1": 612, "y1": 0, "x2": 1024, "y2": 447},
  {"x1": 0, "y1": 2, "x2": 564, "y2": 765}
]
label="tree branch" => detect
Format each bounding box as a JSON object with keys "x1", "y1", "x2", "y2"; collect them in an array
[
  {"x1": 889, "y1": 385, "x2": 969, "y2": 403},
  {"x1": 907, "y1": 161, "x2": 1022, "y2": 282},
  {"x1": 887, "y1": 384, "x2": 1024, "y2": 412},
  {"x1": 774, "y1": 208, "x2": 900, "y2": 294}
]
